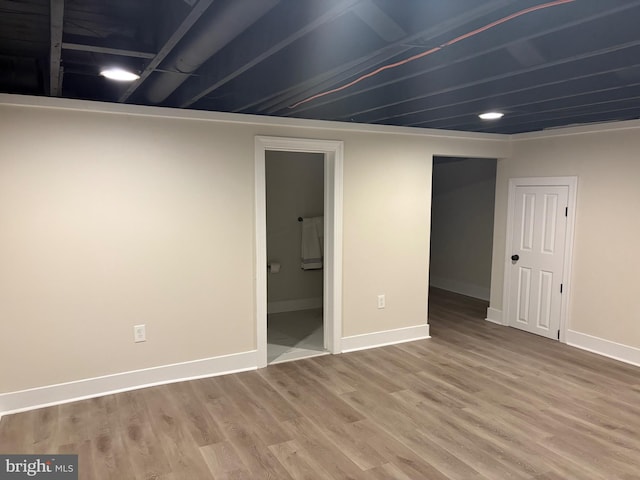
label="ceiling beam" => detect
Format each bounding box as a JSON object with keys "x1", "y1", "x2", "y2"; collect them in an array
[
  {"x1": 170, "y1": 0, "x2": 363, "y2": 108},
  {"x1": 294, "y1": 2, "x2": 640, "y2": 121},
  {"x1": 352, "y1": 1, "x2": 405, "y2": 43},
  {"x1": 406, "y1": 77, "x2": 640, "y2": 129},
  {"x1": 454, "y1": 102, "x2": 640, "y2": 134},
  {"x1": 49, "y1": 0, "x2": 65, "y2": 96},
  {"x1": 334, "y1": 41, "x2": 640, "y2": 124},
  {"x1": 247, "y1": 0, "x2": 513, "y2": 115},
  {"x1": 341, "y1": 45, "x2": 640, "y2": 127},
  {"x1": 118, "y1": 0, "x2": 214, "y2": 103},
  {"x1": 383, "y1": 64, "x2": 640, "y2": 128},
  {"x1": 62, "y1": 42, "x2": 156, "y2": 59}
]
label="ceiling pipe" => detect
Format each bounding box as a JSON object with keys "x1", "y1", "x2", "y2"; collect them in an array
[{"x1": 145, "y1": 0, "x2": 279, "y2": 104}]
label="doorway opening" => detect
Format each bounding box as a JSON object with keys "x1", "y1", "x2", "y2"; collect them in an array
[
  {"x1": 265, "y1": 150, "x2": 325, "y2": 363},
  {"x1": 428, "y1": 156, "x2": 497, "y2": 334},
  {"x1": 255, "y1": 136, "x2": 343, "y2": 368}
]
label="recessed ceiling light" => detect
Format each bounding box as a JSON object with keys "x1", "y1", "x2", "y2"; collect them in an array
[
  {"x1": 100, "y1": 68, "x2": 140, "y2": 82},
  {"x1": 479, "y1": 111, "x2": 505, "y2": 120}
]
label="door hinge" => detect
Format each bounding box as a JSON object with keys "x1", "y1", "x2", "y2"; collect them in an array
[
  {"x1": 557, "y1": 330, "x2": 560, "y2": 340},
  {"x1": 560, "y1": 283, "x2": 563, "y2": 293},
  {"x1": 565, "y1": 207, "x2": 568, "y2": 217}
]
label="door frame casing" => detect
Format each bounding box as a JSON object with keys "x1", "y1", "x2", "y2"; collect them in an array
[
  {"x1": 255, "y1": 136, "x2": 344, "y2": 368},
  {"x1": 501, "y1": 176, "x2": 577, "y2": 343}
]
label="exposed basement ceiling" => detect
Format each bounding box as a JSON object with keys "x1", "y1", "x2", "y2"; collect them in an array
[{"x1": 1, "y1": 0, "x2": 639, "y2": 133}]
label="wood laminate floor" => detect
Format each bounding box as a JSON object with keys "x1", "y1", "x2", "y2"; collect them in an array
[{"x1": 2, "y1": 288, "x2": 639, "y2": 479}]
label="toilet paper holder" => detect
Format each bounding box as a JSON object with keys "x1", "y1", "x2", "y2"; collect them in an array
[{"x1": 267, "y1": 262, "x2": 281, "y2": 273}]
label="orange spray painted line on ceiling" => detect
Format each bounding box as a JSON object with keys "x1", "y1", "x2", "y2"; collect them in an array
[{"x1": 289, "y1": 0, "x2": 576, "y2": 110}]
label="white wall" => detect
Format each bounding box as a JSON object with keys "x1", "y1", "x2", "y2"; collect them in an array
[
  {"x1": 430, "y1": 157, "x2": 496, "y2": 300},
  {"x1": 489, "y1": 123, "x2": 640, "y2": 352},
  {"x1": 0, "y1": 94, "x2": 509, "y2": 399},
  {"x1": 0, "y1": 106, "x2": 257, "y2": 394},
  {"x1": 266, "y1": 151, "x2": 323, "y2": 306}
]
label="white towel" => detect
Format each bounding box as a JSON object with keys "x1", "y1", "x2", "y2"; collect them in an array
[{"x1": 301, "y1": 216, "x2": 323, "y2": 270}]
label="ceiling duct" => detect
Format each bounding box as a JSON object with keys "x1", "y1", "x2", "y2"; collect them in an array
[{"x1": 145, "y1": 0, "x2": 279, "y2": 104}]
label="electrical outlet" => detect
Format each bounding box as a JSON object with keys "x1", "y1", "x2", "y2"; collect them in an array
[
  {"x1": 134, "y1": 324, "x2": 146, "y2": 343},
  {"x1": 377, "y1": 294, "x2": 385, "y2": 309}
]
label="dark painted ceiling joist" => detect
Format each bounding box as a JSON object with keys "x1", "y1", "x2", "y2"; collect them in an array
[
  {"x1": 458, "y1": 101, "x2": 640, "y2": 134},
  {"x1": 406, "y1": 75, "x2": 640, "y2": 130},
  {"x1": 248, "y1": 0, "x2": 513, "y2": 115},
  {"x1": 328, "y1": 41, "x2": 640, "y2": 126},
  {"x1": 393, "y1": 66, "x2": 640, "y2": 128},
  {"x1": 170, "y1": 0, "x2": 363, "y2": 109},
  {"x1": 342, "y1": 39, "x2": 640, "y2": 127},
  {"x1": 352, "y1": 1, "x2": 406, "y2": 43},
  {"x1": 49, "y1": 0, "x2": 65, "y2": 96},
  {"x1": 292, "y1": 3, "x2": 640, "y2": 123},
  {"x1": 62, "y1": 42, "x2": 156, "y2": 59},
  {"x1": 118, "y1": 0, "x2": 214, "y2": 103},
  {"x1": 355, "y1": 54, "x2": 634, "y2": 127},
  {"x1": 2, "y1": 0, "x2": 640, "y2": 133},
  {"x1": 378, "y1": 47, "x2": 640, "y2": 133}
]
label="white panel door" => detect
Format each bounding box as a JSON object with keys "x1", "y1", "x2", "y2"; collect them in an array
[{"x1": 508, "y1": 185, "x2": 568, "y2": 339}]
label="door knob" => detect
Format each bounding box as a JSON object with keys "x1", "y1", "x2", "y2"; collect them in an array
[{"x1": 511, "y1": 254, "x2": 520, "y2": 261}]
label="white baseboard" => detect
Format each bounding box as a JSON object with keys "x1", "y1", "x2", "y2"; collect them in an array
[
  {"x1": 268, "y1": 297, "x2": 323, "y2": 314},
  {"x1": 485, "y1": 307, "x2": 504, "y2": 325},
  {"x1": 566, "y1": 330, "x2": 640, "y2": 368},
  {"x1": 429, "y1": 276, "x2": 490, "y2": 301},
  {"x1": 0, "y1": 350, "x2": 257, "y2": 416},
  {"x1": 341, "y1": 324, "x2": 430, "y2": 353}
]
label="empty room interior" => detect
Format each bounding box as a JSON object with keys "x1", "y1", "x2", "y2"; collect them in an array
[{"x1": 1, "y1": 1, "x2": 639, "y2": 479}]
